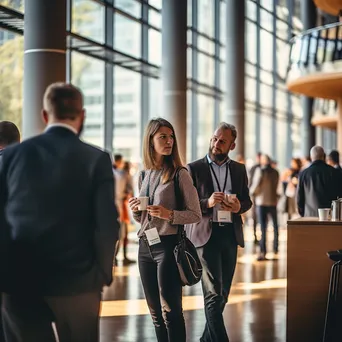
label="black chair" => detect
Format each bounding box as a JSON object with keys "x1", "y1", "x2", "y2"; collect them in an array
[{"x1": 323, "y1": 250, "x2": 342, "y2": 342}]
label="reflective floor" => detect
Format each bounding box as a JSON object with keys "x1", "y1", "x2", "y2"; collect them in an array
[{"x1": 100, "y1": 226, "x2": 287, "y2": 342}]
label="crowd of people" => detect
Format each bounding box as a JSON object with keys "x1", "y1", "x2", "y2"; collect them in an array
[{"x1": 1, "y1": 81, "x2": 342, "y2": 342}]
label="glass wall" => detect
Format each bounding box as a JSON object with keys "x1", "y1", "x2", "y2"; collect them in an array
[
  {"x1": 245, "y1": 0, "x2": 303, "y2": 170},
  {"x1": 0, "y1": 0, "x2": 308, "y2": 171}
]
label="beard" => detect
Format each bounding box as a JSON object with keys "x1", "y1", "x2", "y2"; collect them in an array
[{"x1": 208, "y1": 146, "x2": 228, "y2": 163}]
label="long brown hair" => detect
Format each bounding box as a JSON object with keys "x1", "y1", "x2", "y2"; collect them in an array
[{"x1": 142, "y1": 118, "x2": 183, "y2": 184}]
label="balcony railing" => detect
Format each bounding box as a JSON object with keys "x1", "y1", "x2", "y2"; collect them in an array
[{"x1": 288, "y1": 22, "x2": 342, "y2": 73}]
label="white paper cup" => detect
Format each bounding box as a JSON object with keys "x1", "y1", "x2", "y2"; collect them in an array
[
  {"x1": 226, "y1": 194, "x2": 237, "y2": 203},
  {"x1": 138, "y1": 197, "x2": 149, "y2": 211},
  {"x1": 318, "y1": 208, "x2": 330, "y2": 221}
]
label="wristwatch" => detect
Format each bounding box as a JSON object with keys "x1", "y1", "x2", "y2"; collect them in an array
[{"x1": 168, "y1": 210, "x2": 174, "y2": 223}]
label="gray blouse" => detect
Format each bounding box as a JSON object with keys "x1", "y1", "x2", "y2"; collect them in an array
[{"x1": 133, "y1": 168, "x2": 202, "y2": 237}]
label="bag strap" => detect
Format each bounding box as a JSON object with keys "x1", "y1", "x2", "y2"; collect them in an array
[{"x1": 174, "y1": 167, "x2": 187, "y2": 237}]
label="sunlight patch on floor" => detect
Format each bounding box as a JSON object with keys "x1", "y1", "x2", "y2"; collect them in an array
[{"x1": 100, "y1": 293, "x2": 261, "y2": 317}]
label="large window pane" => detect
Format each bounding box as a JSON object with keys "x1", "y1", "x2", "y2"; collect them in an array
[
  {"x1": 149, "y1": 77, "x2": 162, "y2": 119},
  {"x1": 72, "y1": 0, "x2": 104, "y2": 43},
  {"x1": 149, "y1": 0, "x2": 161, "y2": 9},
  {"x1": 113, "y1": 67, "x2": 141, "y2": 162},
  {"x1": 149, "y1": 29, "x2": 161, "y2": 65},
  {"x1": 149, "y1": 8, "x2": 161, "y2": 29},
  {"x1": 246, "y1": 21, "x2": 257, "y2": 64},
  {"x1": 260, "y1": 9, "x2": 273, "y2": 31},
  {"x1": 198, "y1": 0, "x2": 214, "y2": 37},
  {"x1": 246, "y1": 1, "x2": 257, "y2": 21},
  {"x1": 72, "y1": 52, "x2": 104, "y2": 148},
  {"x1": 197, "y1": 95, "x2": 214, "y2": 157},
  {"x1": 0, "y1": 29, "x2": 23, "y2": 130},
  {"x1": 115, "y1": 13, "x2": 141, "y2": 57},
  {"x1": 115, "y1": 0, "x2": 141, "y2": 18},
  {"x1": 198, "y1": 53, "x2": 215, "y2": 86},
  {"x1": 0, "y1": 0, "x2": 24, "y2": 11},
  {"x1": 260, "y1": 29, "x2": 273, "y2": 71}
]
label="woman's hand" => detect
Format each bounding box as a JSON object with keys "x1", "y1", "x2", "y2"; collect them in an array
[
  {"x1": 128, "y1": 197, "x2": 140, "y2": 212},
  {"x1": 147, "y1": 205, "x2": 172, "y2": 220}
]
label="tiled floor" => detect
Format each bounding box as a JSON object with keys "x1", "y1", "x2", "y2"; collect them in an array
[{"x1": 100, "y1": 225, "x2": 287, "y2": 342}]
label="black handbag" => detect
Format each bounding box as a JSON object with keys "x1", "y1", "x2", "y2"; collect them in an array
[{"x1": 173, "y1": 167, "x2": 202, "y2": 286}]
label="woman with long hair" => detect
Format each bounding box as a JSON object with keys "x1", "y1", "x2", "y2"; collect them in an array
[{"x1": 128, "y1": 118, "x2": 201, "y2": 342}]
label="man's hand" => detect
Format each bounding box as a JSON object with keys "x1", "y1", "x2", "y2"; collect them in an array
[
  {"x1": 147, "y1": 205, "x2": 172, "y2": 221},
  {"x1": 221, "y1": 197, "x2": 241, "y2": 213},
  {"x1": 208, "y1": 192, "x2": 225, "y2": 208}
]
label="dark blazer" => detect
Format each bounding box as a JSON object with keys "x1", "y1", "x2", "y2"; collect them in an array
[
  {"x1": 185, "y1": 157, "x2": 252, "y2": 248},
  {"x1": 0, "y1": 127, "x2": 119, "y2": 296},
  {"x1": 297, "y1": 160, "x2": 342, "y2": 217}
]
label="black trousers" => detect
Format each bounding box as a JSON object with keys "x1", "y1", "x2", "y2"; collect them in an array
[
  {"x1": 138, "y1": 235, "x2": 185, "y2": 342},
  {"x1": 257, "y1": 205, "x2": 279, "y2": 255},
  {"x1": 197, "y1": 224, "x2": 238, "y2": 342},
  {"x1": 2, "y1": 292, "x2": 101, "y2": 342}
]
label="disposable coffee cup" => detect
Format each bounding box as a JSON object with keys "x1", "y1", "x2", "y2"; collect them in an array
[
  {"x1": 138, "y1": 197, "x2": 149, "y2": 211},
  {"x1": 226, "y1": 194, "x2": 237, "y2": 203},
  {"x1": 318, "y1": 208, "x2": 330, "y2": 221}
]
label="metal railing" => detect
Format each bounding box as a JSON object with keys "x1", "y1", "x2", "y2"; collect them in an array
[{"x1": 288, "y1": 21, "x2": 342, "y2": 71}]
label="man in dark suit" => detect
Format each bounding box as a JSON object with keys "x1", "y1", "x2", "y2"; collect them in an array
[
  {"x1": 297, "y1": 145, "x2": 342, "y2": 217},
  {"x1": 0, "y1": 121, "x2": 20, "y2": 342},
  {"x1": 0, "y1": 83, "x2": 119, "y2": 342},
  {"x1": 327, "y1": 149, "x2": 342, "y2": 172},
  {"x1": 185, "y1": 123, "x2": 252, "y2": 342}
]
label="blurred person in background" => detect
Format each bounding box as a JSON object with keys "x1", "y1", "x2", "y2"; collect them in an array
[
  {"x1": 250, "y1": 154, "x2": 279, "y2": 261},
  {"x1": 327, "y1": 150, "x2": 342, "y2": 172}
]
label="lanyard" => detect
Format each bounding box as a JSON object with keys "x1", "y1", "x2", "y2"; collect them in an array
[
  {"x1": 146, "y1": 171, "x2": 162, "y2": 205},
  {"x1": 209, "y1": 162, "x2": 229, "y2": 193}
]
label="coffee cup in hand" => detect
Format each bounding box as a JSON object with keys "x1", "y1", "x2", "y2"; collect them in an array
[{"x1": 138, "y1": 197, "x2": 149, "y2": 211}]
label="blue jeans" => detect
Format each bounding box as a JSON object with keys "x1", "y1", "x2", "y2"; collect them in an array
[
  {"x1": 138, "y1": 235, "x2": 185, "y2": 342},
  {"x1": 257, "y1": 205, "x2": 279, "y2": 255},
  {"x1": 197, "y1": 224, "x2": 238, "y2": 342}
]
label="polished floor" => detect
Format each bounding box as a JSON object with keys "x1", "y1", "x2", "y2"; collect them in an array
[{"x1": 100, "y1": 225, "x2": 287, "y2": 342}]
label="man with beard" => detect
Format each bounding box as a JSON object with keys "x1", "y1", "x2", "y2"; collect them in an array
[
  {"x1": 185, "y1": 123, "x2": 252, "y2": 342},
  {"x1": 0, "y1": 83, "x2": 119, "y2": 342}
]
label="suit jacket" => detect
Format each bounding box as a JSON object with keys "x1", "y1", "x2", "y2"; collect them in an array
[
  {"x1": 250, "y1": 165, "x2": 279, "y2": 206},
  {"x1": 297, "y1": 160, "x2": 342, "y2": 217},
  {"x1": 185, "y1": 157, "x2": 252, "y2": 248},
  {"x1": 0, "y1": 127, "x2": 119, "y2": 296}
]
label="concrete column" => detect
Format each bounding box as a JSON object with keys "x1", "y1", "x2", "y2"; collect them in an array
[
  {"x1": 225, "y1": 0, "x2": 245, "y2": 156},
  {"x1": 300, "y1": 0, "x2": 317, "y2": 155},
  {"x1": 161, "y1": 0, "x2": 187, "y2": 162},
  {"x1": 23, "y1": 0, "x2": 66, "y2": 139}
]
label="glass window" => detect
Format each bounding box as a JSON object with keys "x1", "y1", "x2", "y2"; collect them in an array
[
  {"x1": 149, "y1": 0, "x2": 161, "y2": 9},
  {"x1": 260, "y1": 9, "x2": 273, "y2": 31},
  {"x1": 0, "y1": 0, "x2": 24, "y2": 11},
  {"x1": 260, "y1": 29, "x2": 273, "y2": 71},
  {"x1": 72, "y1": 0, "x2": 104, "y2": 43},
  {"x1": 113, "y1": 67, "x2": 141, "y2": 162},
  {"x1": 72, "y1": 52, "x2": 104, "y2": 148},
  {"x1": 245, "y1": 77, "x2": 257, "y2": 103},
  {"x1": 246, "y1": 1, "x2": 257, "y2": 21},
  {"x1": 198, "y1": 36, "x2": 215, "y2": 55},
  {"x1": 149, "y1": 29, "x2": 161, "y2": 65},
  {"x1": 245, "y1": 109, "x2": 256, "y2": 160},
  {"x1": 198, "y1": 0, "x2": 214, "y2": 37},
  {"x1": 197, "y1": 95, "x2": 214, "y2": 157},
  {"x1": 260, "y1": 0, "x2": 273, "y2": 11},
  {"x1": 115, "y1": 0, "x2": 141, "y2": 18},
  {"x1": 198, "y1": 53, "x2": 215, "y2": 86},
  {"x1": 246, "y1": 21, "x2": 257, "y2": 64},
  {"x1": 220, "y1": 1, "x2": 226, "y2": 43},
  {"x1": 149, "y1": 8, "x2": 161, "y2": 29},
  {"x1": 260, "y1": 83, "x2": 273, "y2": 108},
  {"x1": 0, "y1": 29, "x2": 23, "y2": 130},
  {"x1": 186, "y1": 90, "x2": 192, "y2": 162},
  {"x1": 115, "y1": 13, "x2": 141, "y2": 57},
  {"x1": 149, "y1": 77, "x2": 162, "y2": 118},
  {"x1": 260, "y1": 112, "x2": 272, "y2": 155}
]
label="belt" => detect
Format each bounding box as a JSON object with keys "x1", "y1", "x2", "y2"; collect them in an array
[{"x1": 212, "y1": 222, "x2": 233, "y2": 227}]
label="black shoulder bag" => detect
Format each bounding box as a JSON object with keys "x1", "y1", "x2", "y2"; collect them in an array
[{"x1": 173, "y1": 167, "x2": 202, "y2": 286}]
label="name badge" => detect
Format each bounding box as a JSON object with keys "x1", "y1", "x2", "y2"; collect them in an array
[
  {"x1": 145, "y1": 227, "x2": 161, "y2": 246},
  {"x1": 217, "y1": 210, "x2": 232, "y2": 223}
]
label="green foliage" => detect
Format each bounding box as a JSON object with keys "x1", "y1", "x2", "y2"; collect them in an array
[{"x1": 0, "y1": 35, "x2": 23, "y2": 130}]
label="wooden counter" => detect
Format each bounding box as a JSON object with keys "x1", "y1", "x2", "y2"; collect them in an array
[{"x1": 287, "y1": 217, "x2": 342, "y2": 342}]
